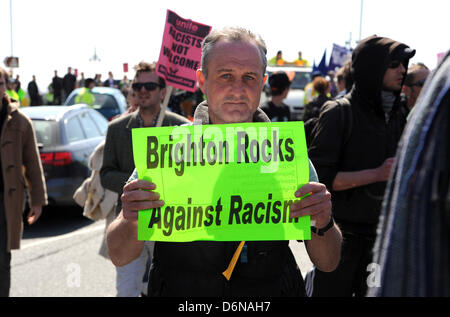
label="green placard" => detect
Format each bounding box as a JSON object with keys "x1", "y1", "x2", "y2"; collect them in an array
[{"x1": 132, "y1": 122, "x2": 311, "y2": 241}]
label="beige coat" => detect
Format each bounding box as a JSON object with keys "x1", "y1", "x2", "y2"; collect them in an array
[
  {"x1": 1, "y1": 100, "x2": 47, "y2": 251},
  {"x1": 73, "y1": 141, "x2": 117, "y2": 221}
]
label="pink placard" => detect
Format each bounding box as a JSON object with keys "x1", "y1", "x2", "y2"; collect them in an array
[{"x1": 156, "y1": 10, "x2": 212, "y2": 92}]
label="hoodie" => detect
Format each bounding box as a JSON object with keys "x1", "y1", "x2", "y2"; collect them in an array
[{"x1": 309, "y1": 36, "x2": 415, "y2": 236}]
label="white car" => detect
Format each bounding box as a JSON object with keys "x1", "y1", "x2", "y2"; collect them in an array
[{"x1": 261, "y1": 66, "x2": 312, "y2": 121}]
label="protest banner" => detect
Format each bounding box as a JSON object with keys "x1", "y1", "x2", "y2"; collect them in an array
[
  {"x1": 132, "y1": 122, "x2": 311, "y2": 242},
  {"x1": 155, "y1": 9, "x2": 211, "y2": 127},
  {"x1": 156, "y1": 9, "x2": 211, "y2": 93}
]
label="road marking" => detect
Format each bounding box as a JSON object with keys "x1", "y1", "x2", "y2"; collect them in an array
[{"x1": 20, "y1": 223, "x2": 105, "y2": 250}]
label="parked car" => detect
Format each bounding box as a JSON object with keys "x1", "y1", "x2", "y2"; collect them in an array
[
  {"x1": 20, "y1": 105, "x2": 108, "y2": 206},
  {"x1": 260, "y1": 66, "x2": 312, "y2": 120},
  {"x1": 64, "y1": 87, "x2": 127, "y2": 121}
]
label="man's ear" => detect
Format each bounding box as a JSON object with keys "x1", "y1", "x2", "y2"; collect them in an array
[
  {"x1": 197, "y1": 69, "x2": 206, "y2": 94},
  {"x1": 262, "y1": 73, "x2": 268, "y2": 89}
]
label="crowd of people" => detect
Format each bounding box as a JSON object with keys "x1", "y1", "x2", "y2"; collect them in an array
[
  {"x1": 0, "y1": 24, "x2": 448, "y2": 299},
  {"x1": 3, "y1": 68, "x2": 132, "y2": 107}
]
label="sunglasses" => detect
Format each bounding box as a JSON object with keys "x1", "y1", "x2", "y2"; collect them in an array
[
  {"x1": 132, "y1": 82, "x2": 162, "y2": 91},
  {"x1": 410, "y1": 79, "x2": 426, "y2": 87},
  {"x1": 388, "y1": 60, "x2": 403, "y2": 69}
]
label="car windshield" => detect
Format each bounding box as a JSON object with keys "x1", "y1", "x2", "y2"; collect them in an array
[
  {"x1": 31, "y1": 120, "x2": 57, "y2": 147},
  {"x1": 267, "y1": 71, "x2": 311, "y2": 90},
  {"x1": 67, "y1": 92, "x2": 118, "y2": 109}
]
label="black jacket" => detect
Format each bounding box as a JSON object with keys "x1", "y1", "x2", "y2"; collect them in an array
[{"x1": 308, "y1": 36, "x2": 414, "y2": 236}]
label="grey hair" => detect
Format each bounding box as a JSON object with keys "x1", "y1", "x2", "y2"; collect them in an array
[{"x1": 201, "y1": 26, "x2": 267, "y2": 77}]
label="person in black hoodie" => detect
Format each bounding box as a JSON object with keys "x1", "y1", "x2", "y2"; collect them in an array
[{"x1": 305, "y1": 35, "x2": 415, "y2": 297}]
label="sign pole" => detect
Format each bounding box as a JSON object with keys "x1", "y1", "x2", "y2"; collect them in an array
[{"x1": 156, "y1": 85, "x2": 173, "y2": 127}]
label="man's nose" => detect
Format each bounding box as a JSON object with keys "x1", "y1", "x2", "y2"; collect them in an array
[{"x1": 229, "y1": 79, "x2": 246, "y2": 96}]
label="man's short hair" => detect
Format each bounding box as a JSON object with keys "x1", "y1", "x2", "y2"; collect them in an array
[
  {"x1": 312, "y1": 76, "x2": 329, "y2": 95},
  {"x1": 133, "y1": 61, "x2": 166, "y2": 88},
  {"x1": 404, "y1": 63, "x2": 429, "y2": 87},
  {"x1": 269, "y1": 72, "x2": 291, "y2": 96},
  {"x1": 0, "y1": 67, "x2": 11, "y2": 104},
  {"x1": 336, "y1": 59, "x2": 353, "y2": 91},
  {"x1": 0, "y1": 67, "x2": 10, "y2": 83},
  {"x1": 84, "y1": 78, "x2": 95, "y2": 88},
  {"x1": 201, "y1": 26, "x2": 267, "y2": 77}
]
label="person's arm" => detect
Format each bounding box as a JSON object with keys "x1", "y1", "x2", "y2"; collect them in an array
[
  {"x1": 332, "y1": 157, "x2": 395, "y2": 191},
  {"x1": 100, "y1": 125, "x2": 132, "y2": 193},
  {"x1": 22, "y1": 115, "x2": 47, "y2": 224},
  {"x1": 289, "y1": 182, "x2": 342, "y2": 272},
  {"x1": 106, "y1": 179, "x2": 164, "y2": 267}
]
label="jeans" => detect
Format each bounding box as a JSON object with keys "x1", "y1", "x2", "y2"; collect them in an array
[{"x1": 116, "y1": 241, "x2": 154, "y2": 297}]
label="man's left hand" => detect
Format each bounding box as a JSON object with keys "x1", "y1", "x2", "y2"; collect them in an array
[
  {"x1": 27, "y1": 205, "x2": 42, "y2": 225},
  {"x1": 289, "y1": 182, "x2": 332, "y2": 229}
]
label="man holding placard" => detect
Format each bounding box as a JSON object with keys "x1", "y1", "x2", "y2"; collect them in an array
[
  {"x1": 101, "y1": 62, "x2": 189, "y2": 296},
  {"x1": 106, "y1": 26, "x2": 342, "y2": 297}
]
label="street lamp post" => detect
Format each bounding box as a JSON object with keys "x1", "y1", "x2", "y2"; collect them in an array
[
  {"x1": 359, "y1": 0, "x2": 364, "y2": 42},
  {"x1": 10, "y1": 0, "x2": 13, "y2": 56}
]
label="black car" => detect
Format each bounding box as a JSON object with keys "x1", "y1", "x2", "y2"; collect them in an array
[
  {"x1": 21, "y1": 105, "x2": 108, "y2": 206},
  {"x1": 64, "y1": 87, "x2": 127, "y2": 121}
]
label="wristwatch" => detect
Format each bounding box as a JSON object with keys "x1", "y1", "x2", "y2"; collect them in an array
[{"x1": 311, "y1": 217, "x2": 334, "y2": 236}]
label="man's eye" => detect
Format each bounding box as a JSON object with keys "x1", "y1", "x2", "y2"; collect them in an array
[{"x1": 220, "y1": 74, "x2": 231, "y2": 79}]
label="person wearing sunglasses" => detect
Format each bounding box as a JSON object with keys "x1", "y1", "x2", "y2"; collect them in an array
[
  {"x1": 100, "y1": 61, "x2": 189, "y2": 297},
  {"x1": 403, "y1": 64, "x2": 430, "y2": 111},
  {"x1": 307, "y1": 35, "x2": 416, "y2": 297}
]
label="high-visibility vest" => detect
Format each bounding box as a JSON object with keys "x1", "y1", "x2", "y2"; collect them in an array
[
  {"x1": 75, "y1": 88, "x2": 95, "y2": 106},
  {"x1": 6, "y1": 89, "x2": 19, "y2": 102}
]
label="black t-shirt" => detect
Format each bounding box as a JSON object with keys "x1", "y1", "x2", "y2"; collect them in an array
[{"x1": 260, "y1": 101, "x2": 291, "y2": 122}]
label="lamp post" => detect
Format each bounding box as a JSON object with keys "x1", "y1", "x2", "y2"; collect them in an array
[
  {"x1": 10, "y1": 0, "x2": 13, "y2": 57},
  {"x1": 359, "y1": 0, "x2": 364, "y2": 42}
]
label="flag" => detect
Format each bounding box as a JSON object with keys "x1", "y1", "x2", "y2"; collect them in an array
[
  {"x1": 313, "y1": 49, "x2": 327, "y2": 76},
  {"x1": 328, "y1": 44, "x2": 352, "y2": 72}
]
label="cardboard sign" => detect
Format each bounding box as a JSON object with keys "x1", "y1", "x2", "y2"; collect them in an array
[
  {"x1": 156, "y1": 10, "x2": 212, "y2": 92},
  {"x1": 132, "y1": 122, "x2": 311, "y2": 242}
]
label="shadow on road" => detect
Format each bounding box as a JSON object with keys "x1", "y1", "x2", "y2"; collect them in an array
[{"x1": 22, "y1": 205, "x2": 95, "y2": 239}]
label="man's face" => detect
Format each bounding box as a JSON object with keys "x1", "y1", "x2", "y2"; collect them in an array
[
  {"x1": 405, "y1": 68, "x2": 430, "y2": 109},
  {"x1": 197, "y1": 40, "x2": 267, "y2": 124},
  {"x1": 382, "y1": 61, "x2": 406, "y2": 91},
  {"x1": 0, "y1": 75, "x2": 6, "y2": 97},
  {"x1": 134, "y1": 72, "x2": 165, "y2": 110}
]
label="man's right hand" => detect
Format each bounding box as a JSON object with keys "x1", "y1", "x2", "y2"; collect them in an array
[
  {"x1": 375, "y1": 157, "x2": 396, "y2": 182},
  {"x1": 121, "y1": 179, "x2": 165, "y2": 221}
]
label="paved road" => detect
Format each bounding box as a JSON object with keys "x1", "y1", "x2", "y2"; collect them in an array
[{"x1": 10, "y1": 206, "x2": 313, "y2": 297}]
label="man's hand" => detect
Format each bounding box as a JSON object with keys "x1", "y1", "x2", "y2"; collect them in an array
[
  {"x1": 27, "y1": 205, "x2": 42, "y2": 225},
  {"x1": 121, "y1": 179, "x2": 165, "y2": 221},
  {"x1": 289, "y1": 182, "x2": 332, "y2": 229},
  {"x1": 375, "y1": 157, "x2": 395, "y2": 182}
]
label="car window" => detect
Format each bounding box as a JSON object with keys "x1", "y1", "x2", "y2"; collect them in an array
[
  {"x1": 291, "y1": 72, "x2": 311, "y2": 90},
  {"x1": 267, "y1": 70, "x2": 311, "y2": 90},
  {"x1": 65, "y1": 116, "x2": 85, "y2": 143},
  {"x1": 31, "y1": 120, "x2": 56, "y2": 147},
  {"x1": 79, "y1": 111, "x2": 101, "y2": 138},
  {"x1": 88, "y1": 110, "x2": 108, "y2": 135},
  {"x1": 91, "y1": 93, "x2": 119, "y2": 109},
  {"x1": 66, "y1": 91, "x2": 119, "y2": 110}
]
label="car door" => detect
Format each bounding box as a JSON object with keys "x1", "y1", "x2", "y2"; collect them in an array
[
  {"x1": 63, "y1": 113, "x2": 91, "y2": 180},
  {"x1": 77, "y1": 109, "x2": 104, "y2": 156}
]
